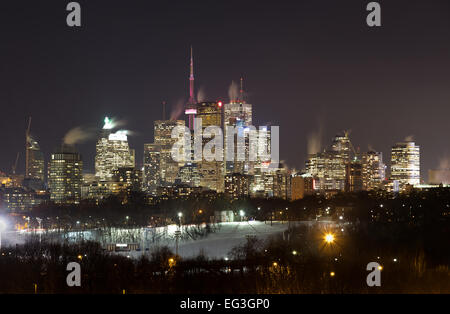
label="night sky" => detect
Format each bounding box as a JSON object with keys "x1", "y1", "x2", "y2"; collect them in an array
[{"x1": 1, "y1": 0, "x2": 450, "y2": 180}]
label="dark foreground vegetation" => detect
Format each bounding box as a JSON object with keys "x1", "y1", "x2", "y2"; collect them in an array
[
  {"x1": 1, "y1": 219, "x2": 449, "y2": 294},
  {"x1": 13, "y1": 187, "x2": 450, "y2": 233}
]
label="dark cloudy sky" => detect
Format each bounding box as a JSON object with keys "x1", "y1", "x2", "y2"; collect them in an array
[{"x1": 1, "y1": 0, "x2": 450, "y2": 180}]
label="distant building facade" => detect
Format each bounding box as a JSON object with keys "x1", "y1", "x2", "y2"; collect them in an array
[
  {"x1": 195, "y1": 101, "x2": 224, "y2": 192},
  {"x1": 390, "y1": 141, "x2": 420, "y2": 189},
  {"x1": 361, "y1": 151, "x2": 386, "y2": 190},
  {"x1": 305, "y1": 133, "x2": 352, "y2": 192},
  {"x1": 143, "y1": 143, "x2": 161, "y2": 194},
  {"x1": 25, "y1": 133, "x2": 45, "y2": 183},
  {"x1": 95, "y1": 117, "x2": 135, "y2": 181},
  {"x1": 48, "y1": 146, "x2": 83, "y2": 204},
  {"x1": 224, "y1": 173, "x2": 251, "y2": 200}
]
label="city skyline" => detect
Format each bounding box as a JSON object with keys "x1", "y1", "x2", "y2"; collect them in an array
[
  {"x1": 1, "y1": 0, "x2": 450, "y2": 179},
  {"x1": 1, "y1": 0, "x2": 450, "y2": 298}
]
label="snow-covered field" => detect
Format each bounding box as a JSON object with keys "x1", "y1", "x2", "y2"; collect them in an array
[
  {"x1": 2, "y1": 221, "x2": 307, "y2": 259},
  {"x1": 151, "y1": 221, "x2": 291, "y2": 259},
  {"x1": 3, "y1": 220, "x2": 343, "y2": 259}
]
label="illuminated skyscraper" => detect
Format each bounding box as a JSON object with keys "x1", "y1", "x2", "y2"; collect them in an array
[
  {"x1": 95, "y1": 117, "x2": 135, "y2": 181},
  {"x1": 267, "y1": 162, "x2": 290, "y2": 199},
  {"x1": 112, "y1": 167, "x2": 143, "y2": 193},
  {"x1": 177, "y1": 163, "x2": 201, "y2": 187},
  {"x1": 224, "y1": 78, "x2": 253, "y2": 175},
  {"x1": 250, "y1": 126, "x2": 272, "y2": 195},
  {"x1": 195, "y1": 101, "x2": 224, "y2": 192},
  {"x1": 154, "y1": 119, "x2": 185, "y2": 185},
  {"x1": 305, "y1": 133, "x2": 353, "y2": 192},
  {"x1": 224, "y1": 173, "x2": 250, "y2": 200},
  {"x1": 48, "y1": 145, "x2": 83, "y2": 204},
  {"x1": 291, "y1": 173, "x2": 315, "y2": 200},
  {"x1": 143, "y1": 143, "x2": 161, "y2": 194},
  {"x1": 390, "y1": 141, "x2": 420, "y2": 188},
  {"x1": 331, "y1": 132, "x2": 351, "y2": 162},
  {"x1": 25, "y1": 118, "x2": 44, "y2": 182},
  {"x1": 362, "y1": 151, "x2": 386, "y2": 190},
  {"x1": 345, "y1": 158, "x2": 363, "y2": 192}
]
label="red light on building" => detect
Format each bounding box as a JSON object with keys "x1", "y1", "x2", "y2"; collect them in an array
[{"x1": 217, "y1": 101, "x2": 223, "y2": 107}]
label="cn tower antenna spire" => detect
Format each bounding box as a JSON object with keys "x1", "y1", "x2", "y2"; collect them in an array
[
  {"x1": 188, "y1": 45, "x2": 195, "y2": 104},
  {"x1": 240, "y1": 76, "x2": 244, "y2": 103}
]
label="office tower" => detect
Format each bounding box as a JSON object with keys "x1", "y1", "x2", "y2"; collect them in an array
[
  {"x1": 112, "y1": 167, "x2": 143, "y2": 193},
  {"x1": 250, "y1": 126, "x2": 273, "y2": 195},
  {"x1": 291, "y1": 173, "x2": 315, "y2": 200},
  {"x1": 48, "y1": 145, "x2": 83, "y2": 204},
  {"x1": 95, "y1": 117, "x2": 135, "y2": 181},
  {"x1": 305, "y1": 152, "x2": 345, "y2": 191},
  {"x1": 345, "y1": 158, "x2": 363, "y2": 192},
  {"x1": 252, "y1": 162, "x2": 290, "y2": 200},
  {"x1": 266, "y1": 162, "x2": 290, "y2": 200},
  {"x1": 195, "y1": 101, "x2": 224, "y2": 192},
  {"x1": 143, "y1": 143, "x2": 161, "y2": 194},
  {"x1": 362, "y1": 151, "x2": 386, "y2": 190},
  {"x1": 305, "y1": 133, "x2": 354, "y2": 192},
  {"x1": 331, "y1": 132, "x2": 351, "y2": 162},
  {"x1": 390, "y1": 141, "x2": 420, "y2": 189},
  {"x1": 177, "y1": 163, "x2": 201, "y2": 187},
  {"x1": 25, "y1": 118, "x2": 45, "y2": 183},
  {"x1": 0, "y1": 187, "x2": 42, "y2": 212},
  {"x1": 195, "y1": 101, "x2": 222, "y2": 128},
  {"x1": 224, "y1": 173, "x2": 251, "y2": 200},
  {"x1": 224, "y1": 78, "x2": 253, "y2": 175},
  {"x1": 154, "y1": 119, "x2": 185, "y2": 185}
]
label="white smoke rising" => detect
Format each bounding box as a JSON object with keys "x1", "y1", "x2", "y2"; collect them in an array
[
  {"x1": 170, "y1": 98, "x2": 185, "y2": 121},
  {"x1": 197, "y1": 86, "x2": 206, "y2": 103},
  {"x1": 438, "y1": 157, "x2": 450, "y2": 170},
  {"x1": 63, "y1": 126, "x2": 96, "y2": 145},
  {"x1": 404, "y1": 135, "x2": 414, "y2": 142},
  {"x1": 228, "y1": 80, "x2": 239, "y2": 103},
  {"x1": 307, "y1": 123, "x2": 323, "y2": 155}
]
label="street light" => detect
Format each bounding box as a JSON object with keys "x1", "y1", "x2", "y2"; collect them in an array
[
  {"x1": 36, "y1": 217, "x2": 42, "y2": 243},
  {"x1": 177, "y1": 212, "x2": 183, "y2": 227},
  {"x1": 324, "y1": 232, "x2": 335, "y2": 244}
]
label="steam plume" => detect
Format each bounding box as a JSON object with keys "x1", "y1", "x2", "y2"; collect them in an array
[
  {"x1": 197, "y1": 86, "x2": 206, "y2": 103},
  {"x1": 228, "y1": 80, "x2": 239, "y2": 103},
  {"x1": 404, "y1": 135, "x2": 414, "y2": 142},
  {"x1": 307, "y1": 123, "x2": 324, "y2": 155},
  {"x1": 63, "y1": 126, "x2": 96, "y2": 145},
  {"x1": 438, "y1": 157, "x2": 450, "y2": 170},
  {"x1": 170, "y1": 98, "x2": 185, "y2": 121}
]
